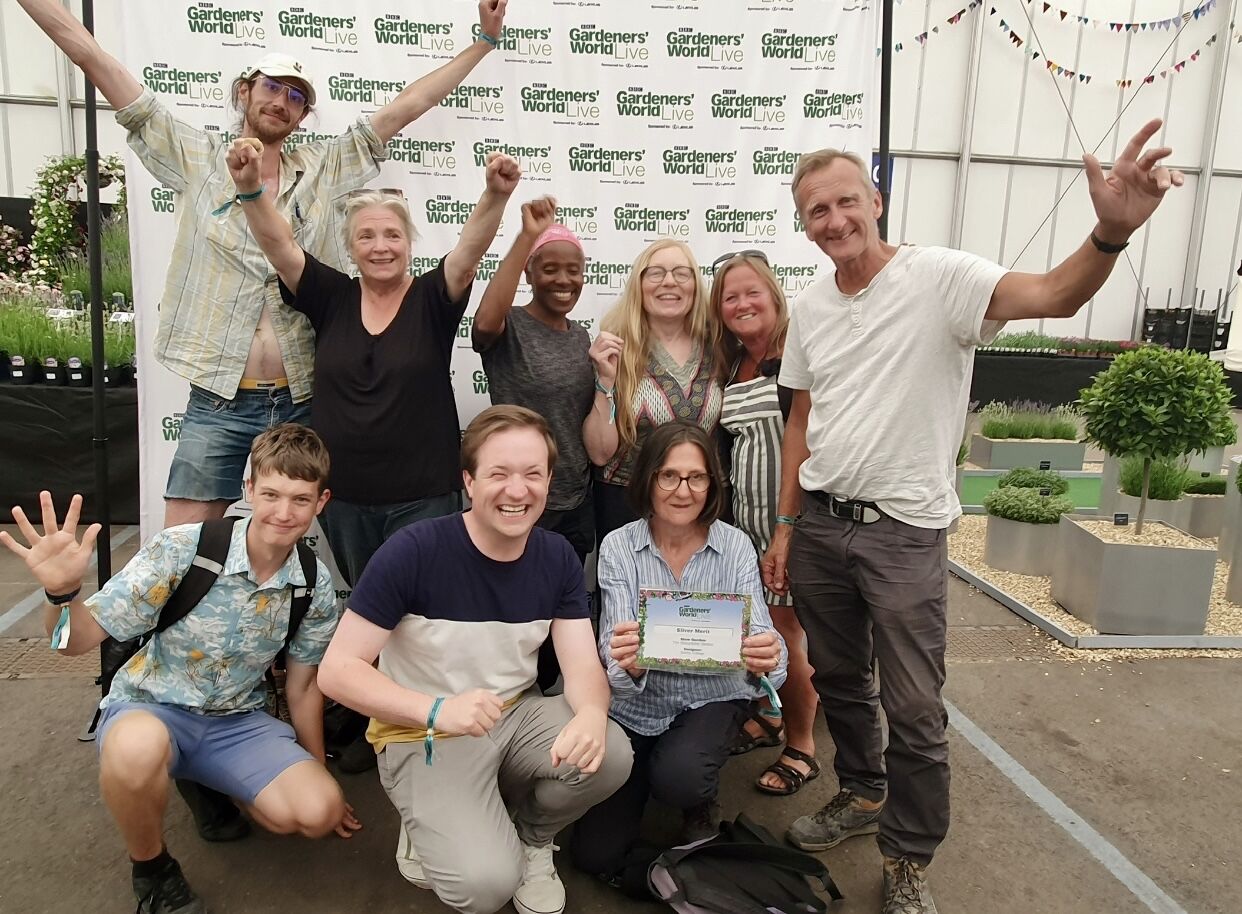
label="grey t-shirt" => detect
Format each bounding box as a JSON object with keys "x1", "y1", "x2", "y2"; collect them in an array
[{"x1": 475, "y1": 306, "x2": 594, "y2": 511}]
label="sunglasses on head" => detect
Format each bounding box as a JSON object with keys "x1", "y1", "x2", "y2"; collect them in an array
[
  {"x1": 710, "y1": 249, "x2": 771, "y2": 274},
  {"x1": 257, "y1": 76, "x2": 309, "y2": 109},
  {"x1": 346, "y1": 187, "x2": 406, "y2": 200}
]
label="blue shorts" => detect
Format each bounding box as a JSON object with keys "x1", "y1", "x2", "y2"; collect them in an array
[
  {"x1": 97, "y1": 701, "x2": 314, "y2": 804},
  {"x1": 164, "y1": 385, "x2": 312, "y2": 502}
]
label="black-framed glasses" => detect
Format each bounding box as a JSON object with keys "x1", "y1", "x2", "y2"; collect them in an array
[
  {"x1": 258, "y1": 77, "x2": 309, "y2": 109},
  {"x1": 710, "y1": 249, "x2": 770, "y2": 274},
  {"x1": 641, "y1": 265, "x2": 696, "y2": 285},
  {"x1": 655, "y1": 470, "x2": 712, "y2": 493}
]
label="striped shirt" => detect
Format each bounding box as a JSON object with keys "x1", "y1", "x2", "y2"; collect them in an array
[
  {"x1": 599, "y1": 344, "x2": 723, "y2": 486},
  {"x1": 116, "y1": 89, "x2": 387, "y2": 402},
  {"x1": 720, "y1": 373, "x2": 792, "y2": 606},
  {"x1": 597, "y1": 519, "x2": 788, "y2": 736}
]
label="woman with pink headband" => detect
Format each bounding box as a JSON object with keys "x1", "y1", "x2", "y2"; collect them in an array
[{"x1": 474, "y1": 197, "x2": 615, "y2": 572}]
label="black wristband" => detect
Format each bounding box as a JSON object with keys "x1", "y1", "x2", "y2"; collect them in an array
[
  {"x1": 45, "y1": 586, "x2": 81, "y2": 606},
  {"x1": 1090, "y1": 231, "x2": 1129, "y2": 255}
]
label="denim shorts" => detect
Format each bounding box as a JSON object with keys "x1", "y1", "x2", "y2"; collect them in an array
[
  {"x1": 97, "y1": 701, "x2": 314, "y2": 804},
  {"x1": 164, "y1": 385, "x2": 312, "y2": 502}
]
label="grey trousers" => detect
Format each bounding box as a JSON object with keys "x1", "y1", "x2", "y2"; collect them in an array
[
  {"x1": 378, "y1": 692, "x2": 633, "y2": 914},
  {"x1": 788, "y1": 493, "x2": 950, "y2": 865}
]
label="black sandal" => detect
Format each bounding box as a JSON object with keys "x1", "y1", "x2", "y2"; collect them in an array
[
  {"x1": 755, "y1": 745, "x2": 821, "y2": 796},
  {"x1": 728, "y1": 703, "x2": 784, "y2": 756}
]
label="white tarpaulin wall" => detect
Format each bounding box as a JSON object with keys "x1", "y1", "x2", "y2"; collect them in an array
[{"x1": 117, "y1": 0, "x2": 878, "y2": 548}]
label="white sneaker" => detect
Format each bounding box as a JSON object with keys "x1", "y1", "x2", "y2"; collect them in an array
[
  {"x1": 394, "y1": 824, "x2": 430, "y2": 889},
  {"x1": 512, "y1": 842, "x2": 566, "y2": 914}
]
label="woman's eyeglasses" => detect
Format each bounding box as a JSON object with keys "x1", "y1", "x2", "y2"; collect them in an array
[
  {"x1": 258, "y1": 77, "x2": 309, "y2": 110},
  {"x1": 710, "y1": 249, "x2": 770, "y2": 273},
  {"x1": 655, "y1": 470, "x2": 712, "y2": 493},
  {"x1": 641, "y1": 266, "x2": 696, "y2": 285}
]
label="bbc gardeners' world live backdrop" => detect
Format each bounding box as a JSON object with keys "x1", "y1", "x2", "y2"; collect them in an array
[{"x1": 119, "y1": 0, "x2": 877, "y2": 539}]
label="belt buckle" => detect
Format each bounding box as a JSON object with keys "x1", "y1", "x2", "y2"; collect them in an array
[{"x1": 852, "y1": 503, "x2": 862, "y2": 522}]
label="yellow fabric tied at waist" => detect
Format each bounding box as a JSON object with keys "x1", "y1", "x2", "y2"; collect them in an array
[{"x1": 366, "y1": 693, "x2": 525, "y2": 754}]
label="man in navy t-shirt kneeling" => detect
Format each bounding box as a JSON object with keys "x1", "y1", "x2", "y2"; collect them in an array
[{"x1": 318, "y1": 405, "x2": 633, "y2": 914}]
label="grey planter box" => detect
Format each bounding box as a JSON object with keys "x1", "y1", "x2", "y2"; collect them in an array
[
  {"x1": 1112, "y1": 492, "x2": 1192, "y2": 532},
  {"x1": 983, "y1": 515, "x2": 1061, "y2": 576},
  {"x1": 1050, "y1": 516, "x2": 1214, "y2": 636},
  {"x1": 1185, "y1": 445, "x2": 1226, "y2": 475},
  {"x1": 1219, "y1": 456, "x2": 1242, "y2": 563},
  {"x1": 968, "y1": 435, "x2": 1085, "y2": 471},
  {"x1": 1184, "y1": 494, "x2": 1226, "y2": 540},
  {"x1": 955, "y1": 465, "x2": 963, "y2": 496}
]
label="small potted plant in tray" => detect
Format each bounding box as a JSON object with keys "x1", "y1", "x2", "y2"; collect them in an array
[{"x1": 1054, "y1": 346, "x2": 1232, "y2": 635}]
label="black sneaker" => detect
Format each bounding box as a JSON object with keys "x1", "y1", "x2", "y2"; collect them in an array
[
  {"x1": 882, "y1": 856, "x2": 939, "y2": 914},
  {"x1": 132, "y1": 857, "x2": 205, "y2": 914},
  {"x1": 175, "y1": 780, "x2": 249, "y2": 842}
]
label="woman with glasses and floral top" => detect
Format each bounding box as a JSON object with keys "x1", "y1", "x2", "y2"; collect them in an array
[
  {"x1": 226, "y1": 142, "x2": 519, "y2": 587},
  {"x1": 571, "y1": 422, "x2": 787, "y2": 896},
  {"x1": 710, "y1": 251, "x2": 820, "y2": 797},
  {"x1": 584, "y1": 240, "x2": 722, "y2": 545}
]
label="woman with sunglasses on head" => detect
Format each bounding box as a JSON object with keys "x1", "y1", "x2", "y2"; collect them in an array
[
  {"x1": 584, "y1": 241, "x2": 723, "y2": 545},
  {"x1": 570, "y1": 422, "x2": 787, "y2": 896},
  {"x1": 223, "y1": 140, "x2": 519, "y2": 584},
  {"x1": 710, "y1": 251, "x2": 821, "y2": 798}
]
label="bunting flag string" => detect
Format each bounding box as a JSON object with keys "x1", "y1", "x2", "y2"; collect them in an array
[
  {"x1": 879, "y1": 0, "x2": 983, "y2": 54},
  {"x1": 991, "y1": 8, "x2": 1221, "y2": 87},
  {"x1": 1022, "y1": 0, "x2": 1218, "y2": 33}
]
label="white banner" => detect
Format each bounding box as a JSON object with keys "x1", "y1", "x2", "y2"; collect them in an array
[{"x1": 117, "y1": 0, "x2": 878, "y2": 548}]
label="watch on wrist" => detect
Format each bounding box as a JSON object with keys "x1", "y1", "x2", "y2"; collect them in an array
[
  {"x1": 45, "y1": 586, "x2": 81, "y2": 606},
  {"x1": 1090, "y1": 231, "x2": 1129, "y2": 255}
]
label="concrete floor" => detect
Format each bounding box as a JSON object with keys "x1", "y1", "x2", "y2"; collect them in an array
[{"x1": 1, "y1": 530, "x2": 1239, "y2": 913}]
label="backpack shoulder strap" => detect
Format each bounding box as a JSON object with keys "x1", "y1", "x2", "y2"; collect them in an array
[
  {"x1": 777, "y1": 383, "x2": 793, "y2": 422},
  {"x1": 153, "y1": 517, "x2": 239, "y2": 635},
  {"x1": 285, "y1": 541, "x2": 318, "y2": 650}
]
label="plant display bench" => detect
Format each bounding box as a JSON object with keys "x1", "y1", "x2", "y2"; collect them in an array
[
  {"x1": 983, "y1": 515, "x2": 1060, "y2": 576},
  {"x1": 968, "y1": 434, "x2": 1086, "y2": 471},
  {"x1": 0, "y1": 384, "x2": 139, "y2": 523},
  {"x1": 1050, "y1": 517, "x2": 1214, "y2": 636}
]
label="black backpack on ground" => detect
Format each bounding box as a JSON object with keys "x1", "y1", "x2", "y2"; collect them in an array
[
  {"x1": 647, "y1": 814, "x2": 843, "y2": 914},
  {"x1": 99, "y1": 515, "x2": 317, "y2": 699}
]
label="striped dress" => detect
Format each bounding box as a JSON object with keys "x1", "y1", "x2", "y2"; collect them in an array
[{"x1": 720, "y1": 373, "x2": 792, "y2": 607}]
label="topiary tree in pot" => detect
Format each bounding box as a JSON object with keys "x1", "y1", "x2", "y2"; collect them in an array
[{"x1": 1077, "y1": 346, "x2": 1233, "y2": 535}]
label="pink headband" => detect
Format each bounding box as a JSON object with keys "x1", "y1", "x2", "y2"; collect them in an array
[{"x1": 528, "y1": 224, "x2": 584, "y2": 260}]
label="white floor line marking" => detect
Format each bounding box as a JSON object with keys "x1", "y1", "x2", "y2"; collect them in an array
[
  {"x1": 945, "y1": 699, "x2": 1188, "y2": 914},
  {"x1": 0, "y1": 525, "x2": 139, "y2": 634}
]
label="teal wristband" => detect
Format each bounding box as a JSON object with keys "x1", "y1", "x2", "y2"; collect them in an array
[
  {"x1": 479, "y1": 31, "x2": 500, "y2": 47},
  {"x1": 594, "y1": 378, "x2": 616, "y2": 424},
  {"x1": 424, "y1": 696, "x2": 445, "y2": 766},
  {"x1": 211, "y1": 184, "x2": 265, "y2": 216},
  {"x1": 775, "y1": 514, "x2": 799, "y2": 526}
]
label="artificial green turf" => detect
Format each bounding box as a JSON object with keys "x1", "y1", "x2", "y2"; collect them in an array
[{"x1": 960, "y1": 474, "x2": 1100, "y2": 509}]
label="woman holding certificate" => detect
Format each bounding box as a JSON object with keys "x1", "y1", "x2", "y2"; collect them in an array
[{"x1": 570, "y1": 422, "x2": 788, "y2": 897}]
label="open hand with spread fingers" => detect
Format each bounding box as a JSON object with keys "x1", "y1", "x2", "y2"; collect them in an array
[
  {"x1": 1084, "y1": 118, "x2": 1185, "y2": 243},
  {"x1": 0, "y1": 491, "x2": 100, "y2": 597}
]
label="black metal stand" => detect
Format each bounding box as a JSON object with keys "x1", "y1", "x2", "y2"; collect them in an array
[
  {"x1": 878, "y1": 0, "x2": 894, "y2": 241},
  {"x1": 79, "y1": 0, "x2": 114, "y2": 742}
]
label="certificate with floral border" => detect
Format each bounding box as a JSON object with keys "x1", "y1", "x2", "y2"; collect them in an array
[{"x1": 636, "y1": 589, "x2": 751, "y2": 673}]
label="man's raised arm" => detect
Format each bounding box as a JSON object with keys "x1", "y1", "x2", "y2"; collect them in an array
[
  {"x1": 16, "y1": 0, "x2": 143, "y2": 110},
  {"x1": 370, "y1": 0, "x2": 508, "y2": 144}
]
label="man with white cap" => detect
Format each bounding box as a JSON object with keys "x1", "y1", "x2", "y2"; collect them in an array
[{"x1": 15, "y1": 0, "x2": 509, "y2": 529}]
